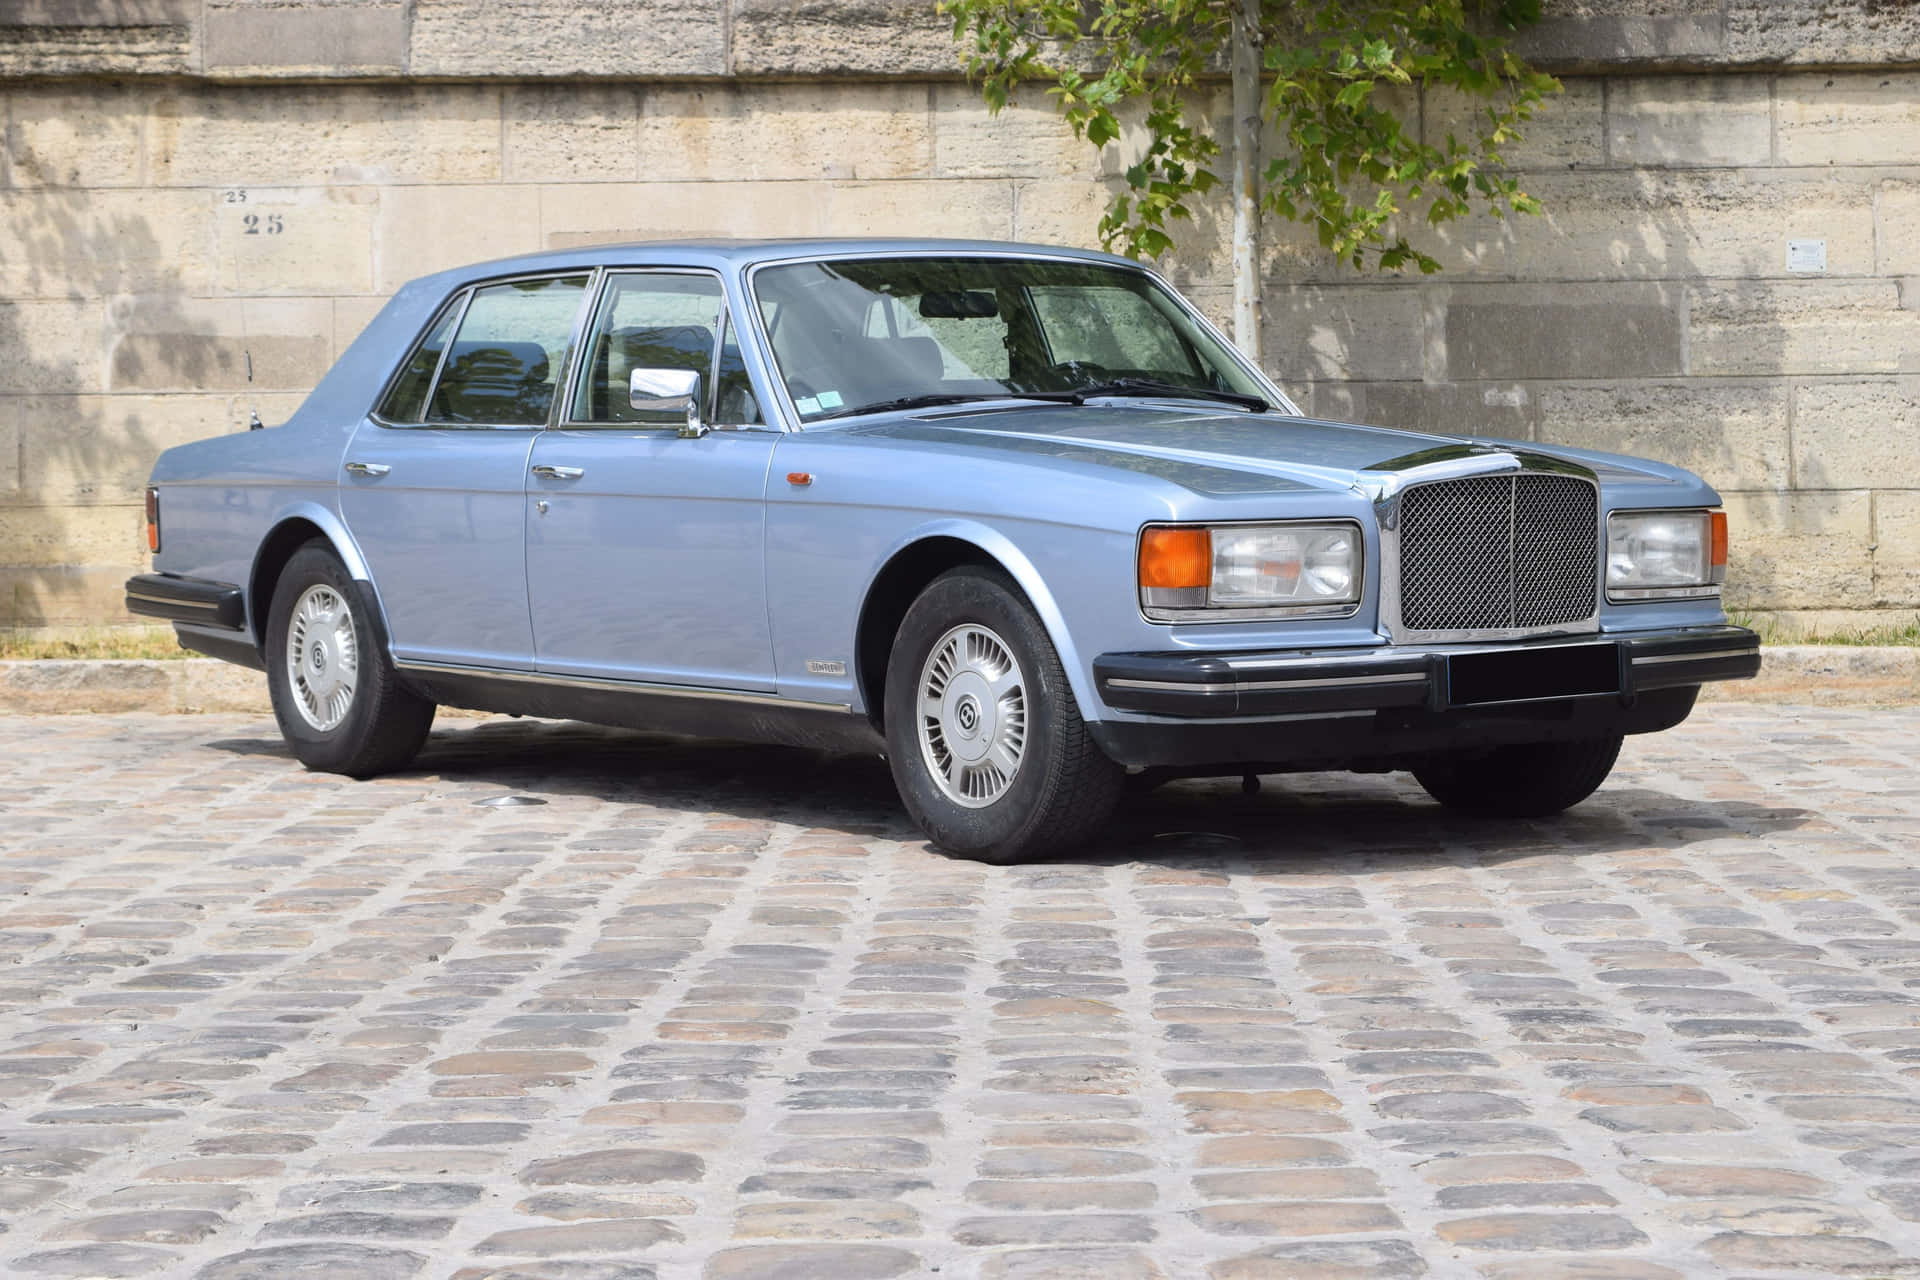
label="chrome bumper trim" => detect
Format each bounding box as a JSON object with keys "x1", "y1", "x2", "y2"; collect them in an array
[{"x1": 393, "y1": 659, "x2": 850, "y2": 714}]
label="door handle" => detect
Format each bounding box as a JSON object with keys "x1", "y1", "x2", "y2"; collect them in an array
[
  {"x1": 343, "y1": 461, "x2": 390, "y2": 477},
  {"x1": 531, "y1": 464, "x2": 585, "y2": 480}
]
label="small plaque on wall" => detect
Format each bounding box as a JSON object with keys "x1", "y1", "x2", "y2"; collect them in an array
[{"x1": 1787, "y1": 239, "x2": 1827, "y2": 273}]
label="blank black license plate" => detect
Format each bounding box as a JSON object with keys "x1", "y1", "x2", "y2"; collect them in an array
[{"x1": 1447, "y1": 643, "x2": 1621, "y2": 707}]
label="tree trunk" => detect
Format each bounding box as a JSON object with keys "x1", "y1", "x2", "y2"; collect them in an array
[{"x1": 1229, "y1": 0, "x2": 1262, "y2": 360}]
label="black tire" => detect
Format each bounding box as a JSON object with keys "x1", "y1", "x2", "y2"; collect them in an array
[
  {"x1": 265, "y1": 541, "x2": 435, "y2": 778},
  {"x1": 1411, "y1": 735, "x2": 1623, "y2": 818},
  {"x1": 883, "y1": 567, "x2": 1123, "y2": 863}
]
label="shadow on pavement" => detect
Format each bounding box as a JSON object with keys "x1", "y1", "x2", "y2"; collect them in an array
[{"x1": 203, "y1": 715, "x2": 1814, "y2": 870}]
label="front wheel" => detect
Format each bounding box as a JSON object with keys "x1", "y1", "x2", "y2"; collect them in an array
[
  {"x1": 883, "y1": 568, "x2": 1122, "y2": 864},
  {"x1": 265, "y1": 541, "x2": 435, "y2": 778},
  {"x1": 1411, "y1": 735, "x2": 1623, "y2": 818}
]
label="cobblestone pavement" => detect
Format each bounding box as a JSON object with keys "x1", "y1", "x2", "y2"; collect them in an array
[{"x1": 1, "y1": 704, "x2": 1918, "y2": 1280}]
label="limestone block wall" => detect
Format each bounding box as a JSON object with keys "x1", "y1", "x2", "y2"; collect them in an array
[{"x1": 1, "y1": 0, "x2": 1917, "y2": 628}]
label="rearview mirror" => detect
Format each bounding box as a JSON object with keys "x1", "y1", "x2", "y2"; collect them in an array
[
  {"x1": 919, "y1": 290, "x2": 997, "y2": 319},
  {"x1": 630, "y1": 368, "x2": 707, "y2": 438}
]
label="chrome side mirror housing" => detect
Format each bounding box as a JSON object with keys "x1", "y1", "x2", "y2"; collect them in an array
[{"x1": 630, "y1": 368, "x2": 707, "y2": 438}]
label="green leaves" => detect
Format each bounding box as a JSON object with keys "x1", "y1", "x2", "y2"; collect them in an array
[{"x1": 942, "y1": 0, "x2": 1558, "y2": 275}]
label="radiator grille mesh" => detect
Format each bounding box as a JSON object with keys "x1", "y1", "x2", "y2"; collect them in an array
[{"x1": 1397, "y1": 474, "x2": 1598, "y2": 633}]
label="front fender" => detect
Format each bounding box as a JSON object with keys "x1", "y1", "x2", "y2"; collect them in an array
[{"x1": 874, "y1": 518, "x2": 1097, "y2": 716}]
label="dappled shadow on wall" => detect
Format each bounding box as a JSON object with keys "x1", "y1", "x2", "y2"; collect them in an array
[{"x1": 1, "y1": 189, "x2": 231, "y2": 625}]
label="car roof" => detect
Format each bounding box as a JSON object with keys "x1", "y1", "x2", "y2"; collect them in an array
[{"x1": 409, "y1": 237, "x2": 1144, "y2": 292}]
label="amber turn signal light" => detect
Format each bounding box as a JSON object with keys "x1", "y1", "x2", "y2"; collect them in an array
[
  {"x1": 145, "y1": 486, "x2": 161, "y2": 554},
  {"x1": 1138, "y1": 527, "x2": 1211, "y2": 589},
  {"x1": 1708, "y1": 509, "x2": 1728, "y2": 585}
]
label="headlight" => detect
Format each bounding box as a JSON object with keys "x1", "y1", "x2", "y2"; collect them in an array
[
  {"x1": 1607, "y1": 509, "x2": 1727, "y2": 600},
  {"x1": 1139, "y1": 522, "x2": 1362, "y2": 619}
]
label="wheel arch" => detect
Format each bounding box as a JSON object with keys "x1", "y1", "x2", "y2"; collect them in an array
[
  {"x1": 247, "y1": 505, "x2": 383, "y2": 651},
  {"x1": 853, "y1": 523, "x2": 1094, "y2": 732}
]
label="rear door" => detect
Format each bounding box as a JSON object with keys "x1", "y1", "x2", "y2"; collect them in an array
[
  {"x1": 341, "y1": 272, "x2": 591, "y2": 671},
  {"x1": 525, "y1": 268, "x2": 780, "y2": 689}
]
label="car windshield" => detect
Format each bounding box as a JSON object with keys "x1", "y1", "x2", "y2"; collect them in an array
[{"x1": 751, "y1": 256, "x2": 1272, "y2": 422}]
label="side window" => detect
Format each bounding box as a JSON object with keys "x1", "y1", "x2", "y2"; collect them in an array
[
  {"x1": 424, "y1": 275, "x2": 589, "y2": 426},
  {"x1": 377, "y1": 296, "x2": 462, "y2": 423},
  {"x1": 572, "y1": 272, "x2": 732, "y2": 427}
]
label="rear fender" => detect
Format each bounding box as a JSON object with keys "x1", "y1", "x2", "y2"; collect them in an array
[{"x1": 248, "y1": 501, "x2": 389, "y2": 642}]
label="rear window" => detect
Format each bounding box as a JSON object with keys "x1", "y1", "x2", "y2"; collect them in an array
[{"x1": 378, "y1": 275, "x2": 590, "y2": 427}]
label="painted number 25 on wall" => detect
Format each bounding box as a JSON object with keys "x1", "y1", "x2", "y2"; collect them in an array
[{"x1": 224, "y1": 191, "x2": 287, "y2": 235}]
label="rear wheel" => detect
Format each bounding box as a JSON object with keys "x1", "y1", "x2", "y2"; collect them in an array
[
  {"x1": 1411, "y1": 735, "x2": 1623, "y2": 818},
  {"x1": 883, "y1": 567, "x2": 1122, "y2": 863},
  {"x1": 266, "y1": 541, "x2": 435, "y2": 777}
]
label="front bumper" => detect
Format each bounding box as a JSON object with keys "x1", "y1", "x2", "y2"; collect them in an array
[
  {"x1": 1086, "y1": 625, "x2": 1759, "y2": 770},
  {"x1": 1093, "y1": 625, "x2": 1759, "y2": 719}
]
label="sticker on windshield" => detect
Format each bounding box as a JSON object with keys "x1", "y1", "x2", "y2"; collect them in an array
[
  {"x1": 794, "y1": 395, "x2": 820, "y2": 414},
  {"x1": 817, "y1": 390, "x2": 844, "y2": 409}
]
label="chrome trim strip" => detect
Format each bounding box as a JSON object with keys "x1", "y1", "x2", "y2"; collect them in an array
[
  {"x1": 1609, "y1": 585, "x2": 1722, "y2": 601},
  {"x1": 1140, "y1": 709, "x2": 1378, "y2": 726},
  {"x1": 555, "y1": 264, "x2": 610, "y2": 427},
  {"x1": 1224, "y1": 653, "x2": 1412, "y2": 672},
  {"x1": 1106, "y1": 671, "x2": 1427, "y2": 694},
  {"x1": 1237, "y1": 672, "x2": 1428, "y2": 693},
  {"x1": 127, "y1": 591, "x2": 217, "y2": 610},
  {"x1": 1106, "y1": 678, "x2": 1235, "y2": 694},
  {"x1": 392, "y1": 659, "x2": 851, "y2": 713},
  {"x1": 1632, "y1": 647, "x2": 1758, "y2": 667}
]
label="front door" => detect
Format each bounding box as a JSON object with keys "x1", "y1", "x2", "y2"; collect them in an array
[
  {"x1": 526, "y1": 269, "x2": 779, "y2": 690},
  {"x1": 341, "y1": 272, "x2": 591, "y2": 670}
]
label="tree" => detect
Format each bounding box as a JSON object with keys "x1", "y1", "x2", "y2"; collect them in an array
[{"x1": 944, "y1": 0, "x2": 1560, "y2": 357}]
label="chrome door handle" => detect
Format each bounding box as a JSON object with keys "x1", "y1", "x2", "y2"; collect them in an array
[
  {"x1": 343, "y1": 461, "x2": 390, "y2": 477},
  {"x1": 531, "y1": 464, "x2": 585, "y2": 480}
]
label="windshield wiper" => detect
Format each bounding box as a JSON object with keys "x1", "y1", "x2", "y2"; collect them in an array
[
  {"x1": 807, "y1": 380, "x2": 1266, "y2": 422},
  {"x1": 1067, "y1": 378, "x2": 1268, "y2": 412},
  {"x1": 808, "y1": 393, "x2": 998, "y2": 422},
  {"x1": 809, "y1": 391, "x2": 1115, "y2": 422}
]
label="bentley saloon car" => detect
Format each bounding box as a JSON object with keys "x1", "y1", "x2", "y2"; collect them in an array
[{"x1": 127, "y1": 238, "x2": 1760, "y2": 862}]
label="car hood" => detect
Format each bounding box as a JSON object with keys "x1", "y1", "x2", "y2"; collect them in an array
[{"x1": 846, "y1": 402, "x2": 1688, "y2": 495}]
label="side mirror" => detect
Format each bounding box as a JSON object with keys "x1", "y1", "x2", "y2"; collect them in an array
[{"x1": 630, "y1": 368, "x2": 707, "y2": 438}]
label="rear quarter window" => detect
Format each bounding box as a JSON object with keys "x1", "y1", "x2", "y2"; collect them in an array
[{"x1": 377, "y1": 298, "x2": 461, "y2": 423}]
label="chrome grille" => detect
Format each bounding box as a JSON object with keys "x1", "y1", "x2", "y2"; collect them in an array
[{"x1": 1398, "y1": 473, "x2": 1598, "y2": 634}]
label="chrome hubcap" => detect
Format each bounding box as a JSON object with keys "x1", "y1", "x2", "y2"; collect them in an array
[
  {"x1": 286, "y1": 585, "x2": 358, "y2": 732},
  {"x1": 917, "y1": 623, "x2": 1028, "y2": 808}
]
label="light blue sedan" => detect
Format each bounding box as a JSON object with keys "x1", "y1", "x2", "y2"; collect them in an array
[{"x1": 128, "y1": 239, "x2": 1759, "y2": 862}]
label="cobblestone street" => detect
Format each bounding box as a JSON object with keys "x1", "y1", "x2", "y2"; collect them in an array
[{"x1": 1, "y1": 703, "x2": 1918, "y2": 1279}]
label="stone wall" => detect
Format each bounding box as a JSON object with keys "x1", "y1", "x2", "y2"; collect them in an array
[{"x1": 2, "y1": 0, "x2": 1918, "y2": 629}]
